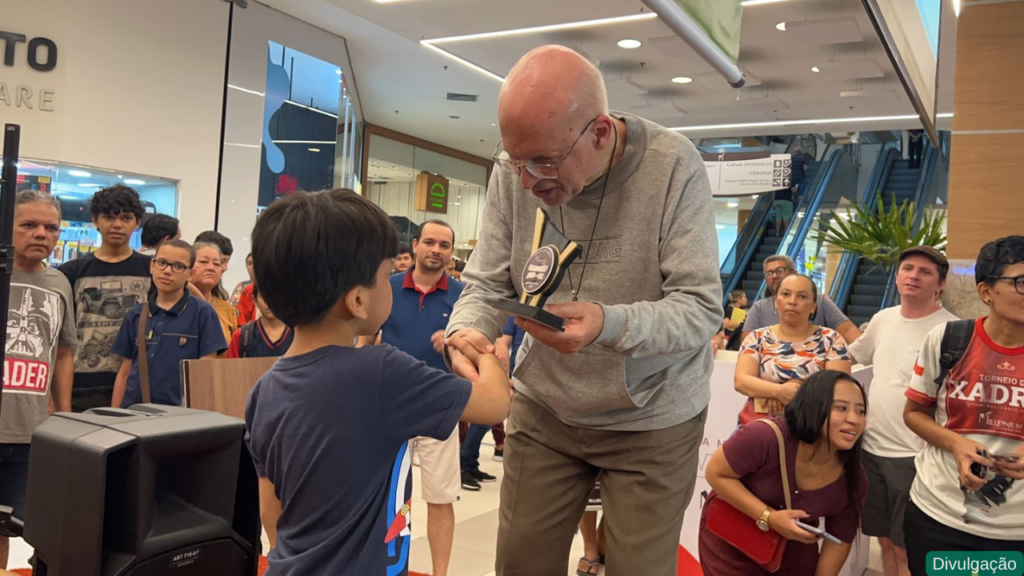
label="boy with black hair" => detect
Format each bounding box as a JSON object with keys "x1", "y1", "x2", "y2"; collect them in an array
[
  {"x1": 226, "y1": 285, "x2": 293, "y2": 358},
  {"x1": 903, "y1": 236, "x2": 1024, "y2": 574},
  {"x1": 59, "y1": 184, "x2": 151, "y2": 412},
  {"x1": 110, "y1": 240, "x2": 226, "y2": 408},
  {"x1": 244, "y1": 189, "x2": 510, "y2": 576},
  {"x1": 140, "y1": 213, "x2": 181, "y2": 256}
]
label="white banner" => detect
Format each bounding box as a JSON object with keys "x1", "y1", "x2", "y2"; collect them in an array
[{"x1": 704, "y1": 154, "x2": 792, "y2": 197}]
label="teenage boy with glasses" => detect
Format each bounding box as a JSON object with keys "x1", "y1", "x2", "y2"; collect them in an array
[
  {"x1": 110, "y1": 240, "x2": 226, "y2": 408},
  {"x1": 742, "y1": 255, "x2": 861, "y2": 344},
  {"x1": 903, "y1": 236, "x2": 1024, "y2": 575}
]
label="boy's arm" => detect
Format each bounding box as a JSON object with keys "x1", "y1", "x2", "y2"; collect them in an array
[
  {"x1": 111, "y1": 358, "x2": 132, "y2": 408},
  {"x1": 448, "y1": 335, "x2": 511, "y2": 425},
  {"x1": 258, "y1": 477, "x2": 282, "y2": 550}
]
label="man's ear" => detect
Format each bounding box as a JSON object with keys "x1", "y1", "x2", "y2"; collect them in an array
[{"x1": 343, "y1": 286, "x2": 369, "y2": 321}]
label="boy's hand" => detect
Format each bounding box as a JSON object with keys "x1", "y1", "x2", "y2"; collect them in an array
[
  {"x1": 431, "y1": 330, "x2": 446, "y2": 354},
  {"x1": 446, "y1": 328, "x2": 494, "y2": 380}
]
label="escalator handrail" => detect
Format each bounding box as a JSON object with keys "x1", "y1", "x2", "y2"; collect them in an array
[
  {"x1": 720, "y1": 193, "x2": 771, "y2": 275},
  {"x1": 881, "y1": 263, "x2": 900, "y2": 310},
  {"x1": 752, "y1": 150, "x2": 843, "y2": 300},
  {"x1": 910, "y1": 141, "x2": 937, "y2": 233},
  {"x1": 721, "y1": 194, "x2": 774, "y2": 307},
  {"x1": 833, "y1": 146, "x2": 899, "y2": 311},
  {"x1": 829, "y1": 144, "x2": 897, "y2": 301},
  {"x1": 785, "y1": 148, "x2": 843, "y2": 261}
]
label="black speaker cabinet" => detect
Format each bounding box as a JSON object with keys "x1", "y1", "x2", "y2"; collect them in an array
[{"x1": 23, "y1": 405, "x2": 260, "y2": 576}]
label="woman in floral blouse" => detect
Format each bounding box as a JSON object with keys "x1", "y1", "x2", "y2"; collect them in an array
[{"x1": 734, "y1": 274, "x2": 852, "y2": 425}]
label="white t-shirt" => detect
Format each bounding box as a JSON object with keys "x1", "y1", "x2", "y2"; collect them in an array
[
  {"x1": 906, "y1": 318, "x2": 1024, "y2": 540},
  {"x1": 849, "y1": 306, "x2": 959, "y2": 457}
]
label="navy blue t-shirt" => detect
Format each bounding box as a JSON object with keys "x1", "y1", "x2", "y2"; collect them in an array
[{"x1": 244, "y1": 344, "x2": 472, "y2": 576}]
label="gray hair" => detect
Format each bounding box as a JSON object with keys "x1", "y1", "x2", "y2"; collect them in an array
[
  {"x1": 763, "y1": 255, "x2": 795, "y2": 272},
  {"x1": 16, "y1": 190, "x2": 62, "y2": 217},
  {"x1": 192, "y1": 241, "x2": 223, "y2": 258}
]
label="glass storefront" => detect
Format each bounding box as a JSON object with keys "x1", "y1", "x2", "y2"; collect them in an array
[
  {"x1": 364, "y1": 134, "x2": 489, "y2": 256},
  {"x1": 8, "y1": 158, "x2": 178, "y2": 267},
  {"x1": 257, "y1": 41, "x2": 360, "y2": 210}
]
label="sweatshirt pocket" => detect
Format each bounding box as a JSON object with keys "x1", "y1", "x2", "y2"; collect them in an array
[{"x1": 513, "y1": 341, "x2": 634, "y2": 418}]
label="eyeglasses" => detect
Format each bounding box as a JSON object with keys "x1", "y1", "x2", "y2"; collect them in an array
[
  {"x1": 153, "y1": 258, "x2": 190, "y2": 274},
  {"x1": 988, "y1": 275, "x2": 1024, "y2": 295},
  {"x1": 766, "y1": 267, "x2": 794, "y2": 278},
  {"x1": 492, "y1": 117, "x2": 597, "y2": 180}
]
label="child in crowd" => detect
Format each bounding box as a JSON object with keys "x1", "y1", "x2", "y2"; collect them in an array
[
  {"x1": 244, "y1": 189, "x2": 510, "y2": 576},
  {"x1": 226, "y1": 285, "x2": 293, "y2": 358},
  {"x1": 110, "y1": 240, "x2": 227, "y2": 407},
  {"x1": 59, "y1": 184, "x2": 152, "y2": 412}
]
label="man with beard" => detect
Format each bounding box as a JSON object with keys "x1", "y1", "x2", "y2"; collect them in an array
[
  {"x1": 359, "y1": 220, "x2": 466, "y2": 576},
  {"x1": 1, "y1": 191, "x2": 77, "y2": 570},
  {"x1": 742, "y1": 255, "x2": 861, "y2": 344}
]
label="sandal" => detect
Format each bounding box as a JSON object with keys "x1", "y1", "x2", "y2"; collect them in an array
[{"x1": 576, "y1": 556, "x2": 601, "y2": 576}]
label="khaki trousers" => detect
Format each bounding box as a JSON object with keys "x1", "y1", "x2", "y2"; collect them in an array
[{"x1": 496, "y1": 394, "x2": 707, "y2": 576}]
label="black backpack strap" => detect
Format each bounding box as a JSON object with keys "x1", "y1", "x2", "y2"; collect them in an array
[
  {"x1": 934, "y1": 319, "x2": 975, "y2": 389},
  {"x1": 240, "y1": 322, "x2": 257, "y2": 359}
]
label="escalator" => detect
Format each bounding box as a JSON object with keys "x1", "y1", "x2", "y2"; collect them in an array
[
  {"x1": 721, "y1": 160, "x2": 825, "y2": 304},
  {"x1": 833, "y1": 142, "x2": 937, "y2": 327}
]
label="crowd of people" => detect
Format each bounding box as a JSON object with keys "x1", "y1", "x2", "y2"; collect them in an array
[{"x1": 1, "y1": 44, "x2": 1023, "y2": 576}]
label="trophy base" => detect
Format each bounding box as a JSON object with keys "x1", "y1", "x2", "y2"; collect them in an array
[{"x1": 493, "y1": 300, "x2": 566, "y2": 332}]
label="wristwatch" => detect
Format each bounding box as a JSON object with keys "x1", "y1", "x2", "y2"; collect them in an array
[{"x1": 756, "y1": 508, "x2": 773, "y2": 532}]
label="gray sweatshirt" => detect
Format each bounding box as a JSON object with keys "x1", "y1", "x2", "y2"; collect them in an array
[{"x1": 447, "y1": 113, "x2": 722, "y2": 431}]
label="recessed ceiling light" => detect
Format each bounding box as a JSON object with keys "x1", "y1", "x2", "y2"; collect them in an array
[
  {"x1": 742, "y1": 0, "x2": 790, "y2": 6},
  {"x1": 420, "y1": 13, "x2": 659, "y2": 83},
  {"x1": 124, "y1": 179, "x2": 146, "y2": 185},
  {"x1": 78, "y1": 183, "x2": 101, "y2": 188},
  {"x1": 335, "y1": 70, "x2": 341, "y2": 75},
  {"x1": 727, "y1": 201, "x2": 739, "y2": 208},
  {"x1": 491, "y1": 123, "x2": 497, "y2": 127},
  {"x1": 671, "y1": 76, "x2": 693, "y2": 84},
  {"x1": 617, "y1": 39, "x2": 642, "y2": 49},
  {"x1": 776, "y1": 22, "x2": 787, "y2": 31},
  {"x1": 811, "y1": 66, "x2": 820, "y2": 73},
  {"x1": 67, "y1": 170, "x2": 92, "y2": 177},
  {"x1": 308, "y1": 148, "x2": 321, "y2": 152}
]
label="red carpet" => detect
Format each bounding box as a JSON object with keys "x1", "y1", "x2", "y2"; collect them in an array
[{"x1": 13, "y1": 559, "x2": 430, "y2": 576}]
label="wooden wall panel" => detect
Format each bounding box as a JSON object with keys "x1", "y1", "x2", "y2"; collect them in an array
[
  {"x1": 953, "y1": 2, "x2": 1024, "y2": 132},
  {"x1": 947, "y1": 133, "x2": 1024, "y2": 259},
  {"x1": 946, "y1": 1, "x2": 1024, "y2": 260}
]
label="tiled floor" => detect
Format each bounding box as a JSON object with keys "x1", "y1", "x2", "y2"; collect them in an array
[{"x1": 6, "y1": 441, "x2": 884, "y2": 576}]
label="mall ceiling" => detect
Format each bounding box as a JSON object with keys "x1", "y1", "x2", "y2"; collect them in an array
[{"x1": 258, "y1": 0, "x2": 954, "y2": 159}]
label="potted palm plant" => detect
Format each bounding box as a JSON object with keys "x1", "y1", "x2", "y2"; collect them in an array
[{"x1": 817, "y1": 192, "x2": 947, "y2": 273}]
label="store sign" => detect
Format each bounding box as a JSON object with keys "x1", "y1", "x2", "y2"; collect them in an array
[
  {"x1": 0, "y1": 30, "x2": 58, "y2": 112},
  {"x1": 414, "y1": 172, "x2": 449, "y2": 214},
  {"x1": 702, "y1": 153, "x2": 791, "y2": 197}
]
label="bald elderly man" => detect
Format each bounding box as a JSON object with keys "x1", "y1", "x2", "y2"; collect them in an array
[{"x1": 445, "y1": 46, "x2": 722, "y2": 575}]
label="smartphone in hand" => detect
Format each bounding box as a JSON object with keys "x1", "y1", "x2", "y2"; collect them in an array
[{"x1": 795, "y1": 521, "x2": 842, "y2": 545}]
